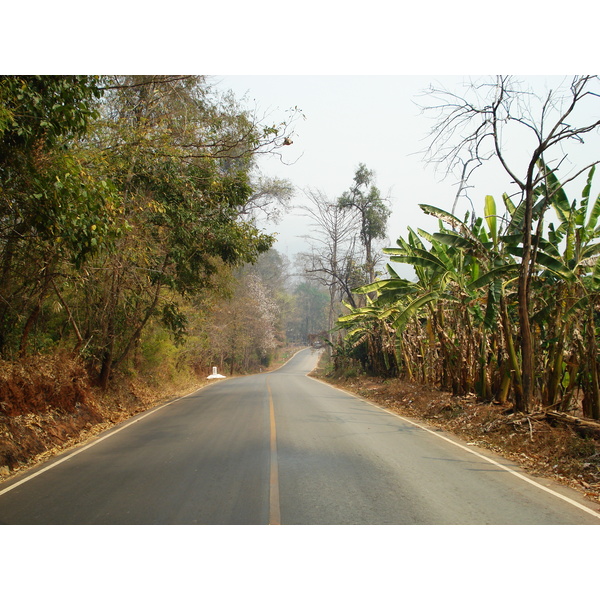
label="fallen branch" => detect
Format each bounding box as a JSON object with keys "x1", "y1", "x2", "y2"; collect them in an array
[{"x1": 545, "y1": 411, "x2": 600, "y2": 439}]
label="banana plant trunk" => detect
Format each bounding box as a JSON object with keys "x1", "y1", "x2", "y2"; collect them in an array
[
  {"x1": 586, "y1": 303, "x2": 600, "y2": 419},
  {"x1": 545, "y1": 293, "x2": 566, "y2": 409},
  {"x1": 517, "y1": 187, "x2": 535, "y2": 413},
  {"x1": 500, "y1": 294, "x2": 523, "y2": 406}
]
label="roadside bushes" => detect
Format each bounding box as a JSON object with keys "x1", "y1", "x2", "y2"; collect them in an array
[{"x1": 0, "y1": 352, "x2": 104, "y2": 472}]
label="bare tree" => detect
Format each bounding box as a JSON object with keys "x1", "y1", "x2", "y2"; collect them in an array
[
  {"x1": 297, "y1": 188, "x2": 362, "y2": 345},
  {"x1": 420, "y1": 75, "x2": 600, "y2": 413},
  {"x1": 237, "y1": 176, "x2": 294, "y2": 224}
]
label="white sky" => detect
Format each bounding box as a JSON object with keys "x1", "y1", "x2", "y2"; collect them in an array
[
  {"x1": 8, "y1": 4, "x2": 599, "y2": 279},
  {"x1": 214, "y1": 75, "x2": 600, "y2": 278},
  {"x1": 216, "y1": 75, "x2": 463, "y2": 260}
]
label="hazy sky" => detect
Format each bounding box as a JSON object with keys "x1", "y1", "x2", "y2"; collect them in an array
[
  {"x1": 215, "y1": 75, "x2": 600, "y2": 276},
  {"x1": 217, "y1": 75, "x2": 456, "y2": 261},
  {"x1": 10, "y1": 5, "x2": 599, "y2": 278}
]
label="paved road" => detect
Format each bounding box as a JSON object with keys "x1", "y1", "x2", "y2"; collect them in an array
[{"x1": 1, "y1": 348, "x2": 599, "y2": 524}]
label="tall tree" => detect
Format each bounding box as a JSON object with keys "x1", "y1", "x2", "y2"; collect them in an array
[
  {"x1": 81, "y1": 76, "x2": 284, "y2": 386},
  {"x1": 298, "y1": 187, "x2": 361, "y2": 349},
  {"x1": 338, "y1": 163, "x2": 391, "y2": 284},
  {"x1": 0, "y1": 76, "x2": 120, "y2": 356},
  {"x1": 288, "y1": 280, "x2": 329, "y2": 344},
  {"x1": 0, "y1": 76, "x2": 299, "y2": 389}
]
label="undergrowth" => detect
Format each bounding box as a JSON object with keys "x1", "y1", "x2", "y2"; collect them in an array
[
  {"x1": 0, "y1": 352, "x2": 205, "y2": 479},
  {"x1": 0, "y1": 344, "x2": 303, "y2": 482}
]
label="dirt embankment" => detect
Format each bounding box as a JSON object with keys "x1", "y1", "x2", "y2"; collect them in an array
[
  {"x1": 0, "y1": 346, "x2": 304, "y2": 483},
  {"x1": 0, "y1": 353, "x2": 207, "y2": 481},
  {"x1": 311, "y1": 368, "x2": 600, "y2": 506}
]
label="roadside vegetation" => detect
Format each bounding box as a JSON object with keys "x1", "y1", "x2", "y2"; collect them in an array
[
  {"x1": 309, "y1": 77, "x2": 600, "y2": 503},
  {"x1": 0, "y1": 75, "x2": 327, "y2": 478},
  {"x1": 2, "y1": 75, "x2": 600, "y2": 500}
]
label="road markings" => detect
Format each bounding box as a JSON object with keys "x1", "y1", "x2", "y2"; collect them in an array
[
  {"x1": 267, "y1": 378, "x2": 281, "y2": 525},
  {"x1": 0, "y1": 384, "x2": 211, "y2": 498},
  {"x1": 309, "y1": 375, "x2": 600, "y2": 521}
]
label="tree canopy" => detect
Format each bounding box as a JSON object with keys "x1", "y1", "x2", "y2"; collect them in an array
[{"x1": 0, "y1": 75, "x2": 297, "y2": 386}]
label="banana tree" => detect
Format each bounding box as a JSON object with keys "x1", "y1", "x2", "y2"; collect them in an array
[
  {"x1": 346, "y1": 211, "x2": 485, "y2": 393},
  {"x1": 424, "y1": 199, "x2": 523, "y2": 402},
  {"x1": 338, "y1": 199, "x2": 507, "y2": 397},
  {"x1": 337, "y1": 172, "x2": 600, "y2": 419},
  {"x1": 523, "y1": 164, "x2": 600, "y2": 417}
]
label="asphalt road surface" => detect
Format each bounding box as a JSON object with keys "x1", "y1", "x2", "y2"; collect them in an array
[{"x1": 1, "y1": 348, "x2": 599, "y2": 524}]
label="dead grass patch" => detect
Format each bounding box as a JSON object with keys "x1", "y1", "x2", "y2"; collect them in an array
[{"x1": 0, "y1": 354, "x2": 207, "y2": 481}]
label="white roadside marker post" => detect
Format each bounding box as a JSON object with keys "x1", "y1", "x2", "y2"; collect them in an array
[{"x1": 207, "y1": 366, "x2": 226, "y2": 380}]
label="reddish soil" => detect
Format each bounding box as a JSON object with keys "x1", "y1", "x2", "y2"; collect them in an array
[
  {"x1": 0, "y1": 353, "x2": 205, "y2": 480},
  {"x1": 0, "y1": 347, "x2": 301, "y2": 482}
]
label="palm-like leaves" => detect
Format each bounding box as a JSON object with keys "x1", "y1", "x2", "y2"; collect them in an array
[{"x1": 334, "y1": 163, "x2": 600, "y2": 418}]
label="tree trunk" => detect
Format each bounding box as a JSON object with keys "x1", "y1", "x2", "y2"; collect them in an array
[
  {"x1": 500, "y1": 294, "x2": 523, "y2": 405},
  {"x1": 96, "y1": 265, "x2": 120, "y2": 390},
  {"x1": 52, "y1": 280, "x2": 84, "y2": 352},
  {"x1": 365, "y1": 241, "x2": 374, "y2": 285},
  {"x1": 19, "y1": 303, "x2": 42, "y2": 357},
  {"x1": 517, "y1": 280, "x2": 534, "y2": 413},
  {"x1": 98, "y1": 344, "x2": 114, "y2": 391},
  {"x1": 546, "y1": 411, "x2": 600, "y2": 436},
  {"x1": 585, "y1": 304, "x2": 600, "y2": 419},
  {"x1": 19, "y1": 260, "x2": 55, "y2": 357},
  {"x1": 516, "y1": 187, "x2": 535, "y2": 413},
  {"x1": 112, "y1": 282, "x2": 162, "y2": 371}
]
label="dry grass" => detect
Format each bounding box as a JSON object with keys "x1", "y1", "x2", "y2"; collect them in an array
[{"x1": 0, "y1": 353, "x2": 207, "y2": 480}]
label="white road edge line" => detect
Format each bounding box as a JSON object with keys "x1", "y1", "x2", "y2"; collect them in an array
[
  {"x1": 0, "y1": 384, "x2": 207, "y2": 497},
  {"x1": 0, "y1": 349, "x2": 310, "y2": 498},
  {"x1": 309, "y1": 374, "x2": 600, "y2": 521}
]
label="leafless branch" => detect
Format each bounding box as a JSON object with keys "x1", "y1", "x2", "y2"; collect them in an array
[{"x1": 420, "y1": 75, "x2": 600, "y2": 206}]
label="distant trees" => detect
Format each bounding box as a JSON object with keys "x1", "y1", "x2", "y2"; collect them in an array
[
  {"x1": 202, "y1": 269, "x2": 280, "y2": 374},
  {"x1": 337, "y1": 163, "x2": 390, "y2": 285},
  {"x1": 287, "y1": 281, "x2": 329, "y2": 344},
  {"x1": 299, "y1": 186, "x2": 360, "y2": 319},
  {"x1": 180, "y1": 247, "x2": 327, "y2": 374},
  {"x1": 297, "y1": 165, "x2": 390, "y2": 350}
]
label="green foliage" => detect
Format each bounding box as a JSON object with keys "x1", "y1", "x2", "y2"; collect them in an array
[
  {"x1": 161, "y1": 302, "x2": 188, "y2": 346},
  {"x1": 0, "y1": 75, "x2": 101, "y2": 149},
  {"x1": 335, "y1": 164, "x2": 600, "y2": 416},
  {"x1": 338, "y1": 163, "x2": 391, "y2": 283},
  {"x1": 0, "y1": 75, "x2": 295, "y2": 387}
]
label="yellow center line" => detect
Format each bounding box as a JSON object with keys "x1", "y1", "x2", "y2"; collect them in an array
[{"x1": 267, "y1": 377, "x2": 281, "y2": 525}]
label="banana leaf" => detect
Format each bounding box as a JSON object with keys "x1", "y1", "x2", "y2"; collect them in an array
[
  {"x1": 484, "y1": 195, "x2": 498, "y2": 247},
  {"x1": 419, "y1": 204, "x2": 465, "y2": 230},
  {"x1": 467, "y1": 264, "x2": 520, "y2": 289}
]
